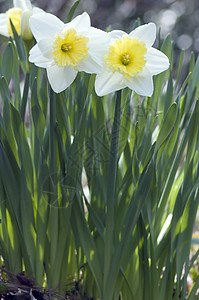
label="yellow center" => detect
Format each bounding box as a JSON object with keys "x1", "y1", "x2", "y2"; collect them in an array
[
  {"x1": 105, "y1": 36, "x2": 147, "y2": 77},
  {"x1": 6, "y1": 7, "x2": 22, "y2": 36},
  {"x1": 121, "y1": 54, "x2": 131, "y2": 65},
  {"x1": 61, "y1": 44, "x2": 72, "y2": 52},
  {"x1": 52, "y1": 29, "x2": 89, "y2": 67}
]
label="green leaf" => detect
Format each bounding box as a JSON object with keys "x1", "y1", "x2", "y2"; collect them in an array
[
  {"x1": 187, "y1": 276, "x2": 199, "y2": 300},
  {"x1": 0, "y1": 143, "x2": 20, "y2": 224},
  {"x1": 188, "y1": 51, "x2": 195, "y2": 74},
  {"x1": 21, "y1": 72, "x2": 30, "y2": 122},
  {"x1": 104, "y1": 91, "x2": 121, "y2": 292},
  {"x1": 31, "y1": 79, "x2": 46, "y2": 144},
  {"x1": 188, "y1": 56, "x2": 199, "y2": 99},
  {"x1": 163, "y1": 73, "x2": 173, "y2": 116},
  {"x1": 72, "y1": 195, "x2": 103, "y2": 299},
  {"x1": 174, "y1": 49, "x2": 184, "y2": 90},
  {"x1": 2, "y1": 42, "x2": 13, "y2": 84},
  {"x1": 48, "y1": 87, "x2": 59, "y2": 276},
  {"x1": 104, "y1": 159, "x2": 154, "y2": 300},
  {"x1": 9, "y1": 19, "x2": 27, "y2": 73},
  {"x1": 161, "y1": 34, "x2": 173, "y2": 67},
  {"x1": 154, "y1": 102, "x2": 177, "y2": 155},
  {"x1": 65, "y1": 0, "x2": 81, "y2": 22},
  {"x1": 35, "y1": 194, "x2": 49, "y2": 285},
  {"x1": 185, "y1": 100, "x2": 199, "y2": 163},
  {"x1": 118, "y1": 89, "x2": 131, "y2": 157},
  {"x1": 20, "y1": 168, "x2": 36, "y2": 274},
  {"x1": 0, "y1": 76, "x2": 12, "y2": 103},
  {"x1": 10, "y1": 104, "x2": 34, "y2": 193}
]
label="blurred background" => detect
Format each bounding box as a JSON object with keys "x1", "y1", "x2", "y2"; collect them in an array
[{"x1": 0, "y1": 0, "x2": 198, "y2": 79}]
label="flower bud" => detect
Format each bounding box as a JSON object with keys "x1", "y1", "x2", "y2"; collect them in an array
[{"x1": 6, "y1": 7, "x2": 22, "y2": 36}]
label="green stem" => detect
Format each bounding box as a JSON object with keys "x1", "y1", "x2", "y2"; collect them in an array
[
  {"x1": 49, "y1": 87, "x2": 57, "y2": 175},
  {"x1": 49, "y1": 87, "x2": 59, "y2": 287},
  {"x1": 103, "y1": 90, "x2": 121, "y2": 299}
]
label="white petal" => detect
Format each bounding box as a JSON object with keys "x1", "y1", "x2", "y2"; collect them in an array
[
  {"x1": 47, "y1": 65, "x2": 78, "y2": 93},
  {"x1": 32, "y1": 7, "x2": 45, "y2": 14},
  {"x1": 108, "y1": 29, "x2": 127, "y2": 40},
  {"x1": 129, "y1": 23, "x2": 156, "y2": 47},
  {"x1": 21, "y1": 10, "x2": 33, "y2": 40},
  {"x1": 29, "y1": 12, "x2": 64, "y2": 42},
  {"x1": 29, "y1": 44, "x2": 52, "y2": 68},
  {"x1": 0, "y1": 13, "x2": 9, "y2": 37},
  {"x1": 77, "y1": 56, "x2": 102, "y2": 74},
  {"x1": 95, "y1": 71, "x2": 126, "y2": 96},
  {"x1": 37, "y1": 39, "x2": 53, "y2": 58},
  {"x1": 14, "y1": 0, "x2": 32, "y2": 10},
  {"x1": 86, "y1": 27, "x2": 109, "y2": 66},
  {"x1": 125, "y1": 67, "x2": 154, "y2": 97},
  {"x1": 63, "y1": 12, "x2": 90, "y2": 33},
  {"x1": 87, "y1": 27, "x2": 109, "y2": 49},
  {"x1": 146, "y1": 47, "x2": 170, "y2": 75}
]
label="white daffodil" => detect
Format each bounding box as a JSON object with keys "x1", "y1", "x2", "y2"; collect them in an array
[
  {"x1": 0, "y1": 0, "x2": 43, "y2": 40},
  {"x1": 29, "y1": 12, "x2": 109, "y2": 93},
  {"x1": 95, "y1": 23, "x2": 170, "y2": 97}
]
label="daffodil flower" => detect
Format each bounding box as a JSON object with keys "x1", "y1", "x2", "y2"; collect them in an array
[
  {"x1": 0, "y1": 0, "x2": 43, "y2": 40},
  {"x1": 29, "y1": 12, "x2": 109, "y2": 93},
  {"x1": 95, "y1": 23, "x2": 170, "y2": 97}
]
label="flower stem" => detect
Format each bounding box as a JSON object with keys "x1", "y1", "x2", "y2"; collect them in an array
[
  {"x1": 103, "y1": 90, "x2": 121, "y2": 299},
  {"x1": 49, "y1": 87, "x2": 59, "y2": 287}
]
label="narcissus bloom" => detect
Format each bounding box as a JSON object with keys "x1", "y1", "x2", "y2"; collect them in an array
[
  {"x1": 0, "y1": 0, "x2": 43, "y2": 40},
  {"x1": 29, "y1": 12, "x2": 109, "y2": 93},
  {"x1": 95, "y1": 23, "x2": 170, "y2": 97}
]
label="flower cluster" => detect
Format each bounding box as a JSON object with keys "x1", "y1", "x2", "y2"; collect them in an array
[
  {"x1": 0, "y1": 0, "x2": 170, "y2": 97},
  {"x1": 29, "y1": 12, "x2": 110, "y2": 93},
  {"x1": 0, "y1": 0, "x2": 43, "y2": 40}
]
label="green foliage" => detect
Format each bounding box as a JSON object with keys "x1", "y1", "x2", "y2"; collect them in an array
[
  {"x1": 65, "y1": 0, "x2": 82, "y2": 22},
  {"x1": 0, "y1": 18, "x2": 198, "y2": 300}
]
